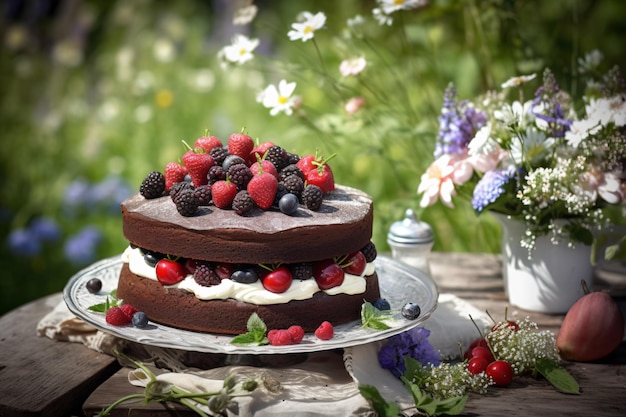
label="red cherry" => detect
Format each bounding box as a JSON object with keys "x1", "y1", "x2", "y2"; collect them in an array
[
  {"x1": 262, "y1": 266, "x2": 293, "y2": 293},
  {"x1": 184, "y1": 258, "x2": 199, "y2": 274},
  {"x1": 464, "y1": 338, "x2": 489, "y2": 360},
  {"x1": 486, "y1": 360, "x2": 514, "y2": 387},
  {"x1": 470, "y1": 346, "x2": 495, "y2": 364},
  {"x1": 155, "y1": 259, "x2": 188, "y2": 285},
  {"x1": 313, "y1": 259, "x2": 345, "y2": 290},
  {"x1": 215, "y1": 263, "x2": 234, "y2": 280},
  {"x1": 467, "y1": 357, "x2": 489, "y2": 375},
  {"x1": 342, "y1": 251, "x2": 367, "y2": 276},
  {"x1": 492, "y1": 320, "x2": 520, "y2": 332}
]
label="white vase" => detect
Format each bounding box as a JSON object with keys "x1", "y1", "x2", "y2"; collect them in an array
[{"x1": 494, "y1": 213, "x2": 594, "y2": 314}]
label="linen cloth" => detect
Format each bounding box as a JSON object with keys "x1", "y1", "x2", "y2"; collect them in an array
[{"x1": 37, "y1": 293, "x2": 491, "y2": 416}]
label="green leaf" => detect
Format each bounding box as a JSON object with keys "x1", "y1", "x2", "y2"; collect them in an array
[
  {"x1": 401, "y1": 376, "x2": 468, "y2": 416},
  {"x1": 535, "y1": 358, "x2": 580, "y2": 394},
  {"x1": 230, "y1": 313, "x2": 269, "y2": 346},
  {"x1": 361, "y1": 301, "x2": 393, "y2": 330},
  {"x1": 358, "y1": 385, "x2": 401, "y2": 417},
  {"x1": 246, "y1": 312, "x2": 266, "y2": 333},
  {"x1": 87, "y1": 302, "x2": 108, "y2": 313}
]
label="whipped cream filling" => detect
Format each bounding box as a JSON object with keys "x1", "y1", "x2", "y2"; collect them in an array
[{"x1": 121, "y1": 246, "x2": 375, "y2": 305}]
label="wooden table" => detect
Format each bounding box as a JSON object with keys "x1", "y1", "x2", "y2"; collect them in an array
[{"x1": 1, "y1": 253, "x2": 625, "y2": 417}]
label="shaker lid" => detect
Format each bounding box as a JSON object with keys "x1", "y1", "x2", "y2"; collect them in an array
[{"x1": 387, "y1": 208, "x2": 434, "y2": 244}]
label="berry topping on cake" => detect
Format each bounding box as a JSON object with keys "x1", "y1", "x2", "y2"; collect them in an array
[
  {"x1": 155, "y1": 258, "x2": 188, "y2": 285},
  {"x1": 193, "y1": 184, "x2": 212, "y2": 206},
  {"x1": 313, "y1": 259, "x2": 345, "y2": 290},
  {"x1": 247, "y1": 169, "x2": 278, "y2": 210},
  {"x1": 232, "y1": 190, "x2": 254, "y2": 216},
  {"x1": 194, "y1": 133, "x2": 223, "y2": 153},
  {"x1": 173, "y1": 188, "x2": 199, "y2": 217},
  {"x1": 302, "y1": 184, "x2": 323, "y2": 210},
  {"x1": 360, "y1": 241, "x2": 378, "y2": 263},
  {"x1": 314, "y1": 321, "x2": 334, "y2": 340},
  {"x1": 140, "y1": 171, "x2": 166, "y2": 199},
  {"x1": 228, "y1": 130, "x2": 255, "y2": 162},
  {"x1": 182, "y1": 143, "x2": 215, "y2": 187},
  {"x1": 164, "y1": 162, "x2": 188, "y2": 193},
  {"x1": 212, "y1": 178, "x2": 238, "y2": 209},
  {"x1": 278, "y1": 193, "x2": 299, "y2": 215},
  {"x1": 193, "y1": 263, "x2": 221, "y2": 287},
  {"x1": 261, "y1": 265, "x2": 293, "y2": 293},
  {"x1": 228, "y1": 163, "x2": 253, "y2": 189}
]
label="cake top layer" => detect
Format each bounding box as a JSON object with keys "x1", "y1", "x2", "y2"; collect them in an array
[{"x1": 122, "y1": 184, "x2": 374, "y2": 264}]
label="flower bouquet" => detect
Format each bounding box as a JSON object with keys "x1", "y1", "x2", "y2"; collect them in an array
[{"x1": 418, "y1": 51, "x2": 626, "y2": 258}]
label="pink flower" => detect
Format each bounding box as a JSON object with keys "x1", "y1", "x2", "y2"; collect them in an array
[
  {"x1": 339, "y1": 57, "x2": 367, "y2": 76},
  {"x1": 345, "y1": 97, "x2": 365, "y2": 114},
  {"x1": 579, "y1": 170, "x2": 625, "y2": 204},
  {"x1": 418, "y1": 154, "x2": 473, "y2": 208}
]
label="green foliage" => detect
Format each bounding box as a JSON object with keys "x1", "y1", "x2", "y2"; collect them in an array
[{"x1": 1, "y1": 0, "x2": 625, "y2": 314}]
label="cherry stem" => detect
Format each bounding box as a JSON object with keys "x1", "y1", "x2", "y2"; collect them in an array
[{"x1": 581, "y1": 279, "x2": 591, "y2": 295}]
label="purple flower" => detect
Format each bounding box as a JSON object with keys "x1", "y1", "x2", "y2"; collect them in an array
[
  {"x1": 471, "y1": 169, "x2": 515, "y2": 212},
  {"x1": 532, "y1": 68, "x2": 572, "y2": 138},
  {"x1": 435, "y1": 84, "x2": 487, "y2": 158},
  {"x1": 378, "y1": 327, "x2": 440, "y2": 378},
  {"x1": 64, "y1": 226, "x2": 102, "y2": 264},
  {"x1": 7, "y1": 228, "x2": 41, "y2": 257},
  {"x1": 29, "y1": 217, "x2": 61, "y2": 242}
]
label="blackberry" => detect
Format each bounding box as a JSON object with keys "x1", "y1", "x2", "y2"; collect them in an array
[
  {"x1": 286, "y1": 152, "x2": 300, "y2": 165},
  {"x1": 290, "y1": 262, "x2": 313, "y2": 280},
  {"x1": 266, "y1": 145, "x2": 289, "y2": 171},
  {"x1": 232, "y1": 190, "x2": 254, "y2": 215},
  {"x1": 360, "y1": 241, "x2": 378, "y2": 263},
  {"x1": 273, "y1": 183, "x2": 289, "y2": 207},
  {"x1": 194, "y1": 184, "x2": 212, "y2": 205},
  {"x1": 281, "y1": 174, "x2": 304, "y2": 198},
  {"x1": 169, "y1": 181, "x2": 194, "y2": 198},
  {"x1": 301, "y1": 184, "x2": 323, "y2": 211},
  {"x1": 194, "y1": 263, "x2": 221, "y2": 286},
  {"x1": 140, "y1": 171, "x2": 166, "y2": 199},
  {"x1": 207, "y1": 165, "x2": 226, "y2": 185},
  {"x1": 174, "y1": 188, "x2": 199, "y2": 216},
  {"x1": 222, "y1": 154, "x2": 246, "y2": 171},
  {"x1": 228, "y1": 163, "x2": 253, "y2": 189},
  {"x1": 210, "y1": 146, "x2": 229, "y2": 166},
  {"x1": 279, "y1": 164, "x2": 304, "y2": 182}
]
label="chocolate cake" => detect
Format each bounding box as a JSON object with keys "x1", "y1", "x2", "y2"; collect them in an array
[{"x1": 115, "y1": 133, "x2": 381, "y2": 337}]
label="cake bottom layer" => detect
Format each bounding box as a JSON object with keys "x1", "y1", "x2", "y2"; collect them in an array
[{"x1": 116, "y1": 263, "x2": 381, "y2": 335}]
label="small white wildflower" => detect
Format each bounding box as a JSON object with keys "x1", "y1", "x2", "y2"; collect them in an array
[
  {"x1": 287, "y1": 11, "x2": 326, "y2": 42},
  {"x1": 501, "y1": 73, "x2": 537, "y2": 89},
  {"x1": 233, "y1": 4, "x2": 258, "y2": 25},
  {"x1": 377, "y1": 0, "x2": 429, "y2": 15},
  {"x1": 339, "y1": 57, "x2": 367, "y2": 76},
  {"x1": 578, "y1": 49, "x2": 603, "y2": 74},
  {"x1": 257, "y1": 79, "x2": 298, "y2": 116},
  {"x1": 220, "y1": 34, "x2": 259, "y2": 65}
]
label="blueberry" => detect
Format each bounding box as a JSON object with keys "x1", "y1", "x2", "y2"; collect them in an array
[
  {"x1": 222, "y1": 155, "x2": 246, "y2": 171},
  {"x1": 143, "y1": 250, "x2": 164, "y2": 267},
  {"x1": 373, "y1": 298, "x2": 391, "y2": 311},
  {"x1": 132, "y1": 312, "x2": 149, "y2": 328},
  {"x1": 401, "y1": 302, "x2": 421, "y2": 320},
  {"x1": 86, "y1": 278, "x2": 102, "y2": 294},
  {"x1": 279, "y1": 193, "x2": 299, "y2": 215},
  {"x1": 230, "y1": 266, "x2": 259, "y2": 284}
]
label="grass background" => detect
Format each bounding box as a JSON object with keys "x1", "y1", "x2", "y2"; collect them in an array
[{"x1": 1, "y1": 0, "x2": 625, "y2": 315}]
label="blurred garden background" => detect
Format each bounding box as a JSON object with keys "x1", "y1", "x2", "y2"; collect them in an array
[{"x1": 1, "y1": 0, "x2": 625, "y2": 315}]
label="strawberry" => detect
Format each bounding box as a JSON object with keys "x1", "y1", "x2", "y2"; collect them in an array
[
  {"x1": 296, "y1": 152, "x2": 336, "y2": 194},
  {"x1": 106, "y1": 306, "x2": 132, "y2": 326},
  {"x1": 182, "y1": 144, "x2": 215, "y2": 187},
  {"x1": 250, "y1": 159, "x2": 279, "y2": 180},
  {"x1": 194, "y1": 134, "x2": 223, "y2": 153},
  {"x1": 249, "y1": 141, "x2": 275, "y2": 163},
  {"x1": 212, "y1": 179, "x2": 238, "y2": 209},
  {"x1": 164, "y1": 162, "x2": 188, "y2": 192},
  {"x1": 314, "y1": 321, "x2": 334, "y2": 340},
  {"x1": 120, "y1": 304, "x2": 138, "y2": 321},
  {"x1": 247, "y1": 171, "x2": 278, "y2": 210},
  {"x1": 228, "y1": 130, "x2": 255, "y2": 162}
]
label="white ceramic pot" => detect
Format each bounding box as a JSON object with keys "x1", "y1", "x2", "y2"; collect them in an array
[{"x1": 494, "y1": 213, "x2": 594, "y2": 314}]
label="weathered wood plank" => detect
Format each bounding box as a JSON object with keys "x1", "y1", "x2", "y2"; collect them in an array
[{"x1": 0, "y1": 293, "x2": 120, "y2": 417}]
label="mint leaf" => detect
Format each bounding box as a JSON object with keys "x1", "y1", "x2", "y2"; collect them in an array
[
  {"x1": 88, "y1": 292, "x2": 122, "y2": 313},
  {"x1": 230, "y1": 313, "x2": 269, "y2": 346},
  {"x1": 358, "y1": 385, "x2": 400, "y2": 417},
  {"x1": 361, "y1": 301, "x2": 392, "y2": 330},
  {"x1": 87, "y1": 302, "x2": 108, "y2": 313},
  {"x1": 536, "y1": 358, "x2": 580, "y2": 394}
]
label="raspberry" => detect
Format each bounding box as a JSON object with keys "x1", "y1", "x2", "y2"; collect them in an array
[
  {"x1": 302, "y1": 184, "x2": 323, "y2": 211},
  {"x1": 174, "y1": 189, "x2": 199, "y2": 217},
  {"x1": 232, "y1": 190, "x2": 254, "y2": 216},
  {"x1": 120, "y1": 304, "x2": 138, "y2": 320},
  {"x1": 193, "y1": 263, "x2": 221, "y2": 286},
  {"x1": 140, "y1": 171, "x2": 166, "y2": 199},
  {"x1": 228, "y1": 163, "x2": 253, "y2": 190},
  {"x1": 287, "y1": 325, "x2": 305, "y2": 344},
  {"x1": 360, "y1": 241, "x2": 378, "y2": 263},
  {"x1": 314, "y1": 321, "x2": 334, "y2": 340},
  {"x1": 106, "y1": 306, "x2": 131, "y2": 326},
  {"x1": 290, "y1": 262, "x2": 313, "y2": 280},
  {"x1": 194, "y1": 184, "x2": 212, "y2": 206},
  {"x1": 267, "y1": 329, "x2": 294, "y2": 346}
]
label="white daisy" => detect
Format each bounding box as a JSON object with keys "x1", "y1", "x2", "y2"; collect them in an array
[
  {"x1": 287, "y1": 11, "x2": 326, "y2": 42},
  {"x1": 257, "y1": 80, "x2": 298, "y2": 116},
  {"x1": 221, "y1": 34, "x2": 259, "y2": 65},
  {"x1": 501, "y1": 73, "x2": 536, "y2": 89}
]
